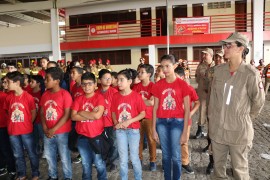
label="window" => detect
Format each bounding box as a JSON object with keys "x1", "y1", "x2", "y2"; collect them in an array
[
  {"x1": 72, "y1": 50, "x2": 131, "y2": 65},
  {"x1": 208, "y1": 1, "x2": 231, "y2": 9},
  {"x1": 157, "y1": 47, "x2": 187, "y2": 62},
  {"x1": 69, "y1": 10, "x2": 136, "y2": 27}
]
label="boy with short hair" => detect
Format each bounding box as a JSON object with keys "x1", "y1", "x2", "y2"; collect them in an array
[
  {"x1": 71, "y1": 72, "x2": 107, "y2": 180},
  {"x1": 174, "y1": 66, "x2": 200, "y2": 174},
  {"x1": 70, "y1": 67, "x2": 84, "y2": 99},
  {"x1": 70, "y1": 66, "x2": 84, "y2": 163},
  {"x1": 97, "y1": 69, "x2": 118, "y2": 171},
  {"x1": 40, "y1": 67, "x2": 73, "y2": 180},
  {"x1": 133, "y1": 64, "x2": 157, "y2": 171},
  {"x1": 4, "y1": 71, "x2": 39, "y2": 180}
]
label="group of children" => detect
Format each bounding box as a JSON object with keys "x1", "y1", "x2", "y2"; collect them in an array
[{"x1": 0, "y1": 54, "x2": 200, "y2": 180}]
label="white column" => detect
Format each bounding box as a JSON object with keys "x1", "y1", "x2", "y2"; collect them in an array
[
  {"x1": 65, "y1": 52, "x2": 72, "y2": 62},
  {"x1": 149, "y1": 44, "x2": 156, "y2": 81},
  {"x1": 187, "y1": 4, "x2": 193, "y2": 17},
  {"x1": 187, "y1": 46, "x2": 193, "y2": 61},
  {"x1": 252, "y1": 0, "x2": 264, "y2": 64},
  {"x1": 50, "y1": 8, "x2": 61, "y2": 61}
]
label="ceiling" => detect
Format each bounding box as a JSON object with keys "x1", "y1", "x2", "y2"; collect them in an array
[{"x1": 0, "y1": 0, "x2": 123, "y2": 28}]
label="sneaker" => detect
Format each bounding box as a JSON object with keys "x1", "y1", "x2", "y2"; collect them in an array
[
  {"x1": 0, "y1": 168, "x2": 8, "y2": 176},
  {"x1": 202, "y1": 145, "x2": 209, "y2": 153},
  {"x1": 8, "y1": 172, "x2": 16, "y2": 180},
  {"x1": 72, "y1": 155, "x2": 82, "y2": 164},
  {"x1": 47, "y1": 177, "x2": 58, "y2": 180},
  {"x1": 206, "y1": 162, "x2": 214, "y2": 174},
  {"x1": 182, "y1": 164, "x2": 194, "y2": 174},
  {"x1": 149, "y1": 162, "x2": 157, "y2": 171}
]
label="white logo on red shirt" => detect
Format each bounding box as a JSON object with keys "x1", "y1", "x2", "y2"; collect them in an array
[
  {"x1": 82, "y1": 102, "x2": 94, "y2": 122},
  {"x1": 118, "y1": 103, "x2": 131, "y2": 122},
  {"x1": 45, "y1": 100, "x2": 58, "y2": 121},
  {"x1": 162, "y1": 88, "x2": 176, "y2": 110},
  {"x1": 11, "y1": 103, "x2": 25, "y2": 122}
]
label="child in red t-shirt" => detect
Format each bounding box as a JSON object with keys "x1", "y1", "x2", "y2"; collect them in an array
[
  {"x1": 0, "y1": 77, "x2": 16, "y2": 178},
  {"x1": 71, "y1": 72, "x2": 107, "y2": 179},
  {"x1": 4, "y1": 71, "x2": 39, "y2": 180},
  {"x1": 70, "y1": 66, "x2": 84, "y2": 99},
  {"x1": 37, "y1": 57, "x2": 49, "y2": 79},
  {"x1": 30, "y1": 75, "x2": 45, "y2": 156},
  {"x1": 97, "y1": 69, "x2": 118, "y2": 171},
  {"x1": 175, "y1": 66, "x2": 200, "y2": 174},
  {"x1": 40, "y1": 67, "x2": 72, "y2": 180},
  {"x1": 152, "y1": 55, "x2": 190, "y2": 180},
  {"x1": 111, "y1": 71, "x2": 119, "y2": 90},
  {"x1": 133, "y1": 64, "x2": 157, "y2": 171},
  {"x1": 111, "y1": 68, "x2": 146, "y2": 180},
  {"x1": 70, "y1": 66, "x2": 84, "y2": 163},
  {"x1": 23, "y1": 74, "x2": 32, "y2": 94}
]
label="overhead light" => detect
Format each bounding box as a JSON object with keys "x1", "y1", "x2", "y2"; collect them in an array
[{"x1": 58, "y1": 21, "x2": 65, "y2": 26}]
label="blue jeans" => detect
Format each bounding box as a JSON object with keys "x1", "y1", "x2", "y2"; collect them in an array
[
  {"x1": 9, "y1": 133, "x2": 39, "y2": 178},
  {"x1": 77, "y1": 136, "x2": 107, "y2": 180},
  {"x1": 116, "y1": 129, "x2": 142, "y2": 180},
  {"x1": 0, "y1": 127, "x2": 16, "y2": 172},
  {"x1": 33, "y1": 123, "x2": 44, "y2": 155},
  {"x1": 104, "y1": 126, "x2": 119, "y2": 166},
  {"x1": 156, "y1": 118, "x2": 184, "y2": 180},
  {"x1": 44, "y1": 132, "x2": 72, "y2": 179}
]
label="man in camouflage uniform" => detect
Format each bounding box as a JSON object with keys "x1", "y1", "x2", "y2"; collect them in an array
[{"x1": 195, "y1": 48, "x2": 215, "y2": 139}]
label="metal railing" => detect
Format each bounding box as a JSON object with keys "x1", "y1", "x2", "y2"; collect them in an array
[{"x1": 60, "y1": 19, "x2": 161, "y2": 42}]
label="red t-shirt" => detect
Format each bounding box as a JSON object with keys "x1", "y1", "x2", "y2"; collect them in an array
[
  {"x1": 111, "y1": 91, "x2": 146, "y2": 129},
  {"x1": 71, "y1": 93, "x2": 105, "y2": 138},
  {"x1": 23, "y1": 85, "x2": 32, "y2": 94},
  {"x1": 30, "y1": 90, "x2": 42, "y2": 124},
  {"x1": 3, "y1": 91, "x2": 36, "y2": 135},
  {"x1": 71, "y1": 83, "x2": 84, "y2": 100},
  {"x1": 152, "y1": 78, "x2": 189, "y2": 118},
  {"x1": 133, "y1": 82, "x2": 154, "y2": 120},
  {"x1": 70, "y1": 80, "x2": 76, "y2": 92},
  {"x1": 0, "y1": 91, "x2": 8, "y2": 128},
  {"x1": 96, "y1": 87, "x2": 118, "y2": 127},
  {"x1": 40, "y1": 89, "x2": 72, "y2": 134},
  {"x1": 188, "y1": 85, "x2": 199, "y2": 126},
  {"x1": 38, "y1": 69, "x2": 46, "y2": 79}
]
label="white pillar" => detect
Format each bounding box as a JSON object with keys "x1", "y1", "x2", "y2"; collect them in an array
[
  {"x1": 187, "y1": 4, "x2": 193, "y2": 17},
  {"x1": 252, "y1": 0, "x2": 264, "y2": 64},
  {"x1": 50, "y1": 8, "x2": 61, "y2": 61},
  {"x1": 187, "y1": 46, "x2": 193, "y2": 61},
  {"x1": 65, "y1": 52, "x2": 72, "y2": 62},
  {"x1": 149, "y1": 45, "x2": 156, "y2": 80}
]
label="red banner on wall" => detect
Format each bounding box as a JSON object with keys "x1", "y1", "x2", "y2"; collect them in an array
[
  {"x1": 89, "y1": 23, "x2": 119, "y2": 35},
  {"x1": 174, "y1": 17, "x2": 210, "y2": 34}
]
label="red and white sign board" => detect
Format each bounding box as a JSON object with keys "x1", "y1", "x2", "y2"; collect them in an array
[
  {"x1": 174, "y1": 17, "x2": 210, "y2": 34},
  {"x1": 58, "y1": 9, "x2": 65, "y2": 18},
  {"x1": 89, "y1": 23, "x2": 119, "y2": 35}
]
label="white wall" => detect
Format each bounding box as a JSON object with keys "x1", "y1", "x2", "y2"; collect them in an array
[
  {"x1": 0, "y1": 23, "x2": 52, "y2": 55},
  {"x1": 264, "y1": 42, "x2": 270, "y2": 65}
]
